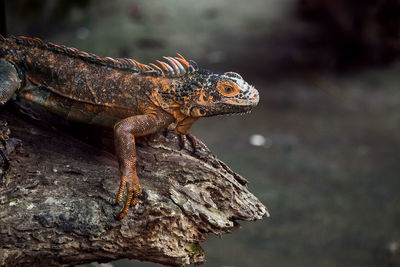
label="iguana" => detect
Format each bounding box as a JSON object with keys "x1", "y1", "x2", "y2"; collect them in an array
[{"x1": 0, "y1": 35, "x2": 259, "y2": 219}]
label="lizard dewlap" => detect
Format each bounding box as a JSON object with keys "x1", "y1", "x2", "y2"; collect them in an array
[{"x1": 0, "y1": 35, "x2": 259, "y2": 219}]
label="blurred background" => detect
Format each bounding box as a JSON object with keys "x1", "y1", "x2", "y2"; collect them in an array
[{"x1": 4, "y1": 0, "x2": 400, "y2": 266}]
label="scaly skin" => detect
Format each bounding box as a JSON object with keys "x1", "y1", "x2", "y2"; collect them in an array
[{"x1": 0, "y1": 35, "x2": 259, "y2": 219}]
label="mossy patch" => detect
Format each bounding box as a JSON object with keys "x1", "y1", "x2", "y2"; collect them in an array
[{"x1": 187, "y1": 243, "x2": 203, "y2": 254}]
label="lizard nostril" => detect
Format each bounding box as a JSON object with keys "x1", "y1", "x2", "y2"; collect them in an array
[{"x1": 251, "y1": 91, "x2": 259, "y2": 106}]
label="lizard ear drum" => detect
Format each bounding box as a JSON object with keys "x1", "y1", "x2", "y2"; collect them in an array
[
  {"x1": 217, "y1": 81, "x2": 240, "y2": 97},
  {"x1": 190, "y1": 107, "x2": 206, "y2": 117}
]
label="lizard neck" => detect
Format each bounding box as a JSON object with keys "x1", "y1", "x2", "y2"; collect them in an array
[
  {"x1": 147, "y1": 76, "x2": 200, "y2": 135},
  {"x1": 148, "y1": 77, "x2": 183, "y2": 119}
]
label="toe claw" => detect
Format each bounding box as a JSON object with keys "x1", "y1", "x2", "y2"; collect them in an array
[
  {"x1": 178, "y1": 134, "x2": 185, "y2": 150},
  {"x1": 131, "y1": 184, "x2": 141, "y2": 206},
  {"x1": 186, "y1": 133, "x2": 200, "y2": 152},
  {"x1": 118, "y1": 184, "x2": 133, "y2": 220},
  {"x1": 116, "y1": 180, "x2": 126, "y2": 203}
]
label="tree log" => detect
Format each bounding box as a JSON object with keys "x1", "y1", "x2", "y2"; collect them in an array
[{"x1": 0, "y1": 62, "x2": 267, "y2": 266}]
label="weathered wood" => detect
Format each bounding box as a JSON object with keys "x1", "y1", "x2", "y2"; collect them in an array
[{"x1": 0, "y1": 62, "x2": 267, "y2": 267}]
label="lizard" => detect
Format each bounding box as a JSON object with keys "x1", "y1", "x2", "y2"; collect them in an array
[{"x1": 0, "y1": 35, "x2": 259, "y2": 219}]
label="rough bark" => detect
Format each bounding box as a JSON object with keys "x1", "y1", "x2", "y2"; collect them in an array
[{"x1": 0, "y1": 63, "x2": 268, "y2": 267}]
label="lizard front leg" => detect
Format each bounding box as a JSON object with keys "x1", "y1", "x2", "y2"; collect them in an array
[{"x1": 114, "y1": 111, "x2": 173, "y2": 219}]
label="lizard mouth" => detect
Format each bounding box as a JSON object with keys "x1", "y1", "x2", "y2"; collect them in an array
[{"x1": 193, "y1": 103, "x2": 254, "y2": 117}]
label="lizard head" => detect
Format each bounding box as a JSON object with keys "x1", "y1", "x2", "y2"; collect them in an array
[
  {"x1": 181, "y1": 71, "x2": 259, "y2": 117},
  {"x1": 148, "y1": 55, "x2": 259, "y2": 118}
]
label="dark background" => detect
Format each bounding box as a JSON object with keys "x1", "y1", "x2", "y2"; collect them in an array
[{"x1": 4, "y1": 0, "x2": 400, "y2": 266}]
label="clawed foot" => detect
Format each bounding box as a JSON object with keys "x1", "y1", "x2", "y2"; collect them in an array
[
  {"x1": 116, "y1": 175, "x2": 142, "y2": 220},
  {"x1": 163, "y1": 129, "x2": 202, "y2": 153},
  {"x1": 178, "y1": 133, "x2": 201, "y2": 154}
]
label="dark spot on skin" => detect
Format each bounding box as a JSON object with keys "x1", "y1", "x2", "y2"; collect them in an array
[
  {"x1": 191, "y1": 81, "x2": 201, "y2": 87},
  {"x1": 211, "y1": 92, "x2": 221, "y2": 101}
]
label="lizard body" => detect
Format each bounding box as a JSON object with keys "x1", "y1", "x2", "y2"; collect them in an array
[{"x1": 0, "y1": 35, "x2": 259, "y2": 219}]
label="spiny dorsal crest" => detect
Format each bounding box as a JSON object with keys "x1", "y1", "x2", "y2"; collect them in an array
[{"x1": 1, "y1": 35, "x2": 198, "y2": 77}]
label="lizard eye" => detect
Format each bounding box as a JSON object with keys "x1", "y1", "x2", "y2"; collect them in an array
[
  {"x1": 224, "y1": 86, "x2": 234, "y2": 94},
  {"x1": 202, "y1": 95, "x2": 208, "y2": 102},
  {"x1": 217, "y1": 81, "x2": 240, "y2": 97}
]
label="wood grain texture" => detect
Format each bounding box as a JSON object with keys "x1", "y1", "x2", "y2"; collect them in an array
[{"x1": 0, "y1": 65, "x2": 267, "y2": 267}]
